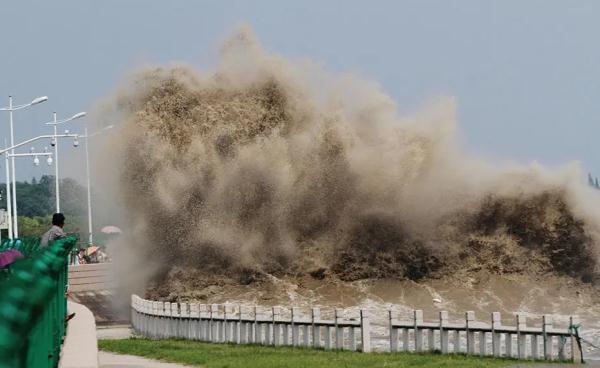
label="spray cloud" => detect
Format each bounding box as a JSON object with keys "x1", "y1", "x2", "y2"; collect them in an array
[{"x1": 96, "y1": 27, "x2": 600, "y2": 293}]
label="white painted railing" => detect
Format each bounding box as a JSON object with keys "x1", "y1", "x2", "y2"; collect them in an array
[
  {"x1": 389, "y1": 310, "x2": 582, "y2": 363},
  {"x1": 131, "y1": 295, "x2": 371, "y2": 352},
  {"x1": 131, "y1": 295, "x2": 582, "y2": 363}
]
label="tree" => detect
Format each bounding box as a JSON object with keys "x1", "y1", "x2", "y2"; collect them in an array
[{"x1": 18, "y1": 216, "x2": 51, "y2": 237}]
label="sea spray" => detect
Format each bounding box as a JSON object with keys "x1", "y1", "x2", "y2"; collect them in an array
[{"x1": 95, "y1": 27, "x2": 600, "y2": 298}]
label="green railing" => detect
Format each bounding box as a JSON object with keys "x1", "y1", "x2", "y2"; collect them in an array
[
  {"x1": 0, "y1": 237, "x2": 42, "y2": 256},
  {"x1": 0, "y1": 235, "x2": 77, "y2": 368}
]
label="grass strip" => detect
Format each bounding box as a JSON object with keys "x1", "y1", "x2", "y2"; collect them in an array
[{"x1": 98, "y1": 338, "x2": 544, "y2": 367}]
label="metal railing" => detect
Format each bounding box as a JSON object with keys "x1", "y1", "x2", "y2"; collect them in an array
[{"x1": 0, "y1": 235, "x2": 77, "y2": 368}]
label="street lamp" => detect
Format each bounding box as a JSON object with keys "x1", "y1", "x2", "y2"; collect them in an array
[
  {"x1": 4, "y1": 149, "x2": 53, "y2": 239},
  {"x1": 80, "y1": 124, "x2": 113, "y2": 245},
  {"x1": 44, "y1": 111, "x2": 86, "y2": 213},
  {"x1": 0, "y1": 133, "x2": 78, "y2": 239},
  {"x1": 1, "y1": 95, "x2": 48, "y2": 239}
]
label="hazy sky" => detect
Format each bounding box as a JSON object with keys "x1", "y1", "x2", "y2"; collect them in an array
[{"x1": 1, "y1": 0, "x2": 598, "y2": 182}]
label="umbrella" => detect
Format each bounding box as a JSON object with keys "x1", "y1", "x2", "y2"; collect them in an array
[
  {"x1": 101, "y1": 225, "x2": 122, "y2": 234},
  {"x1": 0, "y1": 249, "x2": 24, "y2": 268},
  {"x1": 85, "y1": 246, "x2": 99, "y2": 256}
]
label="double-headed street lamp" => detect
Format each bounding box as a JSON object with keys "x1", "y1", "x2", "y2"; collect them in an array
[
  {"x1": 80, "y1": 125, "x2": 113, "y2": 244},
  {"x1": 44, "y1": 111, "x2": 86, "y2": 213},
  {"x1": 1, "y1": 95, "x2": 48, "y2": 238},
  {"x1": 1, "y1": 134, "x2": 77, "y2": 239}
]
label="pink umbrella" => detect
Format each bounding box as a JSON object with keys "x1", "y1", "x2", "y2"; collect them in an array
[
  {"x1": 0, "y1": 249, "x2": 24, "y2": 268},
  {"x1": 101, "y1": 225, "x2": 122, "y2": 234}
]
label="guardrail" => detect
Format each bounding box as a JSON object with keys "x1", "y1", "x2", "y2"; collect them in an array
[
  {"x1": 131, "y1": 295, "x2": 371, "y2": 352},
  {"x1": 389, "y1": 310, "x2": 582, "y2": 362},
  {"x1": 132, "y1": 294, "x2": 583, "y2": 363},
  {"x1": 0, "y1": 235, "x2": 78, "y2": 368}
]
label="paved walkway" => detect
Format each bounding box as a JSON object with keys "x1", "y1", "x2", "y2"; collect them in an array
[
  {"x1": 98, "y1": 351, "x2": 195, "y2": 368},
  {"x1": 97, "y1": 325, "x2": 133, "y2": 340}
]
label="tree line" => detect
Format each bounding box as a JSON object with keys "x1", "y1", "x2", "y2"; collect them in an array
[{"x1": 1, "y1": 175, "x2": 87, "y2": 237}]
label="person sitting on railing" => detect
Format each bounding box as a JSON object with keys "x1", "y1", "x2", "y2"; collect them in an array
[{"x1": 40, "y1": 213, "x2": 67, "y2": 248}]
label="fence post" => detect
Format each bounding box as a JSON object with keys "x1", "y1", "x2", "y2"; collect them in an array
[
  {"x1": 390, "y1": 310, "x2": 398, "y2": 352},
  {"x1": 180, "y1": 302, "x2": 189, "y2": 339},
  {"x1": 254, "y1": 306, "x2": 260, "y2": 344},
  {"x1": 273, "y1": 307, "x2": 280, "y2": 346},
  {"x1": 324, "y1": 312, "x2": 331, "y2": 350},
  {"x1": 312, "y1": 308, "x2": 320, "y2": 348},
  {"x1": 303, "y1": 313, "x2": 310, "y2": 347},
  {"x1": 142, "y1": 299, "x2": 148, "y2": 337},
  {"x1": 282, "y1": 308, "x2": 289, "y2": 346},
  {"x1": 149, "y1": 302, "x2": 156, "y2": 338},
  {"x1": 231, "y1": 305, "x2": 240, "y2": 344},
  {"x1": 570, "y1": 316, "x2": 582, "y2": 363},
  {"x1": 236, "y1": 305, "x2": 243, "y2": 343},
  {"x1": 414, "y1": 310, "x2": 423, "y2": 352},
  {"x1": 224, "y1": 305, "x2": 230, "y2": 342},
  {"x1": 208, "y1": 304, "x2": 214, "y2": 342},
  {"x1": 292, "y1": 307, "x2": 299, "y2": 346},
  {"x1": 157, "y1": 302, "x2": 165, "y2": 338},
  {"x1": 360, "y1": 309, "x2": 371, "y2": 353},
  {"x1": 164, "y1": 302, "x2": 172, "y2": 337},
  {"x1": 516, "y1": 313, "x2": 525, "y2": 359},
  {"x1": 466, "y1": 311, "x2": 475, "y2": 354},
  {"x1": 202, "y1": 305, "x2": 209, "y2": 341},
  {"x1": 543, "y1": 315, "x2": 553, "y2": 360},
  {"x1": 130, "y1": 295, "x2": 137, "y2": 334},
  {"x1": 172, "y1": 303, "x2": 180, "y2": 338},
  {"x1": 479, "y1": 330, "x2": 486, "y2": 356},
  {"x1": 335, "y1": 308, "x2": 343, "y2": 349},
  {"x1": 439, "y1": 311, "x2": 448, "y2": 353},
  {"x1": 190, "y1": 303, "x2": 199, "y2": 340}
]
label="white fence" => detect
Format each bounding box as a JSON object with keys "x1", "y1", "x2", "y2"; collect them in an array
[
  {"x1": 131, "y1": 295, "x2": 371, "y2": 352},
  {"x1": 131, "y1": 295, "x2": 582, "y2": 363},
  {"x1": 389, "y1": 310, "x2": 582, "y2": 362}
]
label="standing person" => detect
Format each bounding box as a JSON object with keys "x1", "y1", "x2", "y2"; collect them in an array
[{"x1": 40, "y1": 213, "x2": 67, "y2": 248}]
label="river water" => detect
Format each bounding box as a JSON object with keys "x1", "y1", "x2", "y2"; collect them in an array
[{"x1": 179, "y1": 273, "x2": 600, "y2": 359}]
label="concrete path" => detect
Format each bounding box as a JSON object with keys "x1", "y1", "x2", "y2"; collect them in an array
[
  {"x1": 98, "y1": 351, "x2": 196, "y2": 368},
  {"x1": 60, "y1": 301, "x2": 99, "y2": 368},
  {"x1": 97, "y1": 325, "x2": 133, "y2": 340}
]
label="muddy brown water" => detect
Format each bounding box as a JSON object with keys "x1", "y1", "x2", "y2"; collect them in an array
[{"x1": 160, "y1": 273, "x2": 600, "y2": 360}]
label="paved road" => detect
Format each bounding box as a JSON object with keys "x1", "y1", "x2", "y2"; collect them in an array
[
  {"x1": 99, "y1": 351, "x2": 195, "y2": 368},
  {"x1": 70, "y1": 290, "x2": 129, "y2": 326}
]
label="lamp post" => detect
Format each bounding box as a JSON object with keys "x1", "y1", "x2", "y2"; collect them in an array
[
  {"x1": 80, "y1": 125, "x2": 113, "y2": 245},
  {"x1": 3, "y1": 143, "x2": 13, "y2": 240},
  {"x1": 5, "y1": 149, "x2": 53, "y2": 239},
  {"x1": 1, "y1": 95, "x2": 48, "y2": 238},
  {"x1": 0, "y1": 133, "x2": 78, "y2": 238},
  {"x1": 45, "y1": 111, "x2": 86, "y2": 213}
]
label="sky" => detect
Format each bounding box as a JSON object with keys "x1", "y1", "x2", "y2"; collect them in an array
[{"x1": 0, "y1": 0, "x2": 599, "y2": 183}]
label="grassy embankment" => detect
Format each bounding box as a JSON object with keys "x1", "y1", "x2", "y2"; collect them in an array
[{"x1": 99, "y1": 338, "x2": 545, "y2": 368}]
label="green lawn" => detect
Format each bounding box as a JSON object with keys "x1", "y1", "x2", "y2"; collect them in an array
[{"x1": 98, "y1": 338, "x2": 533, "y2": 368}]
